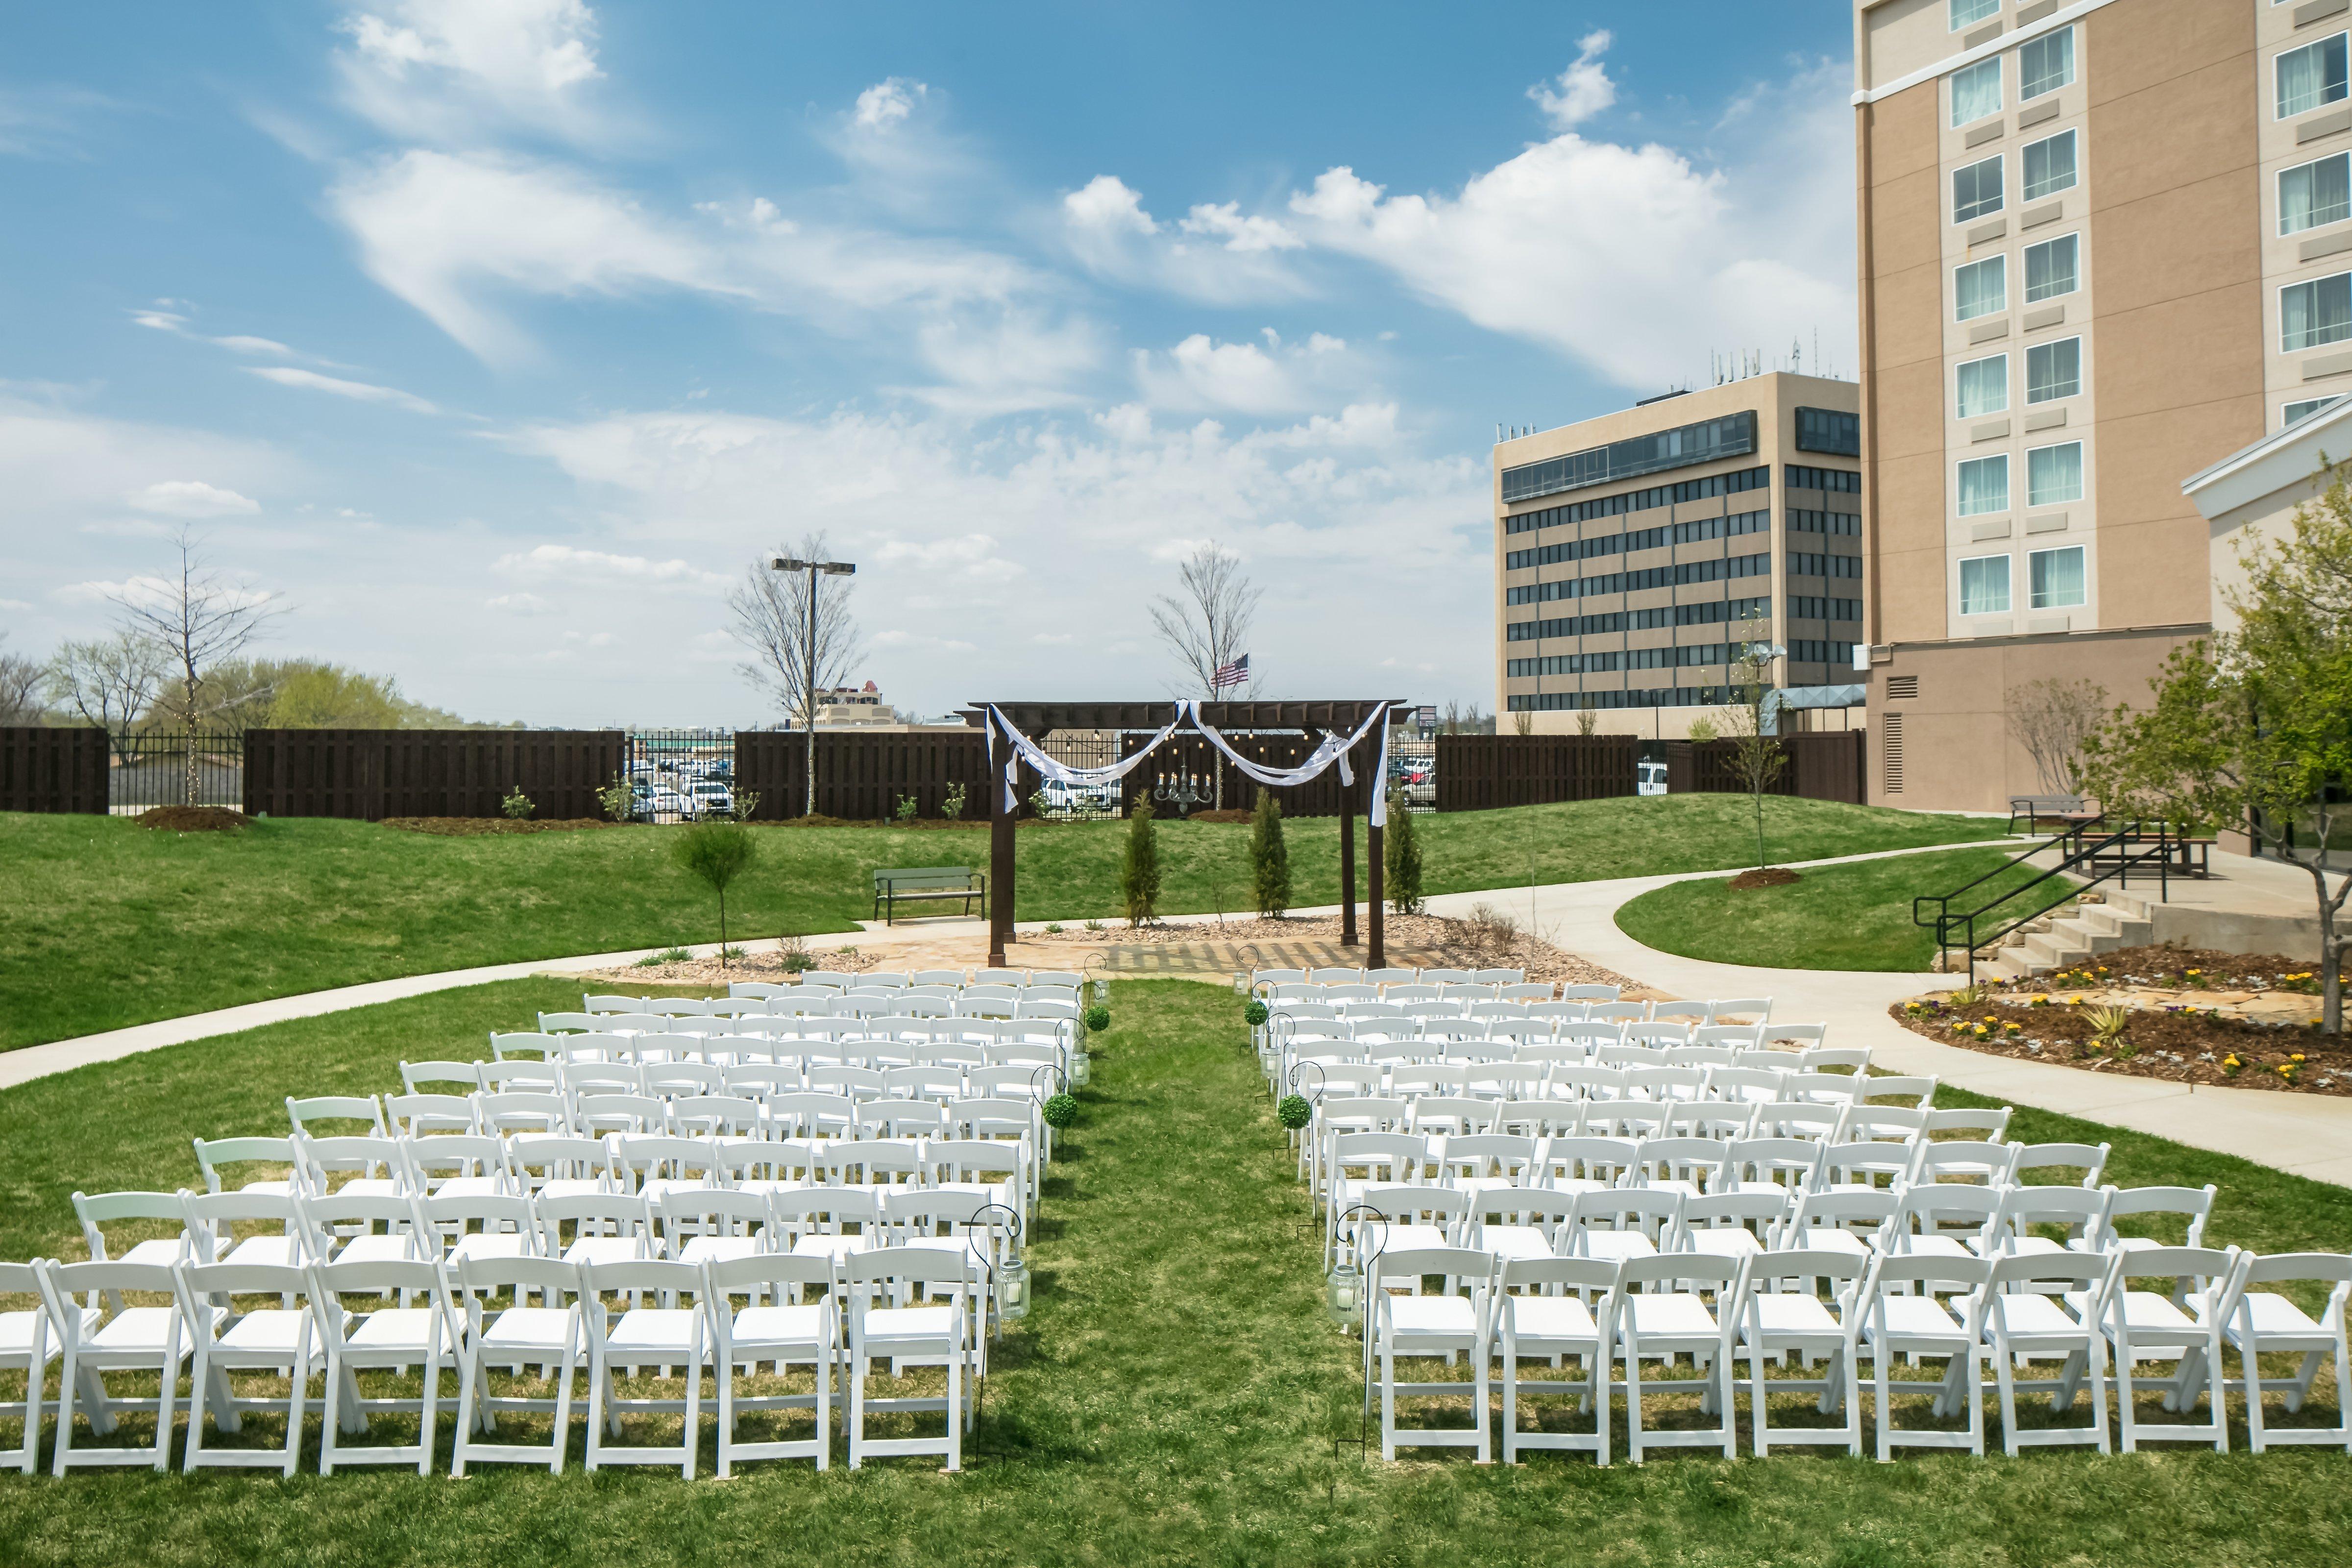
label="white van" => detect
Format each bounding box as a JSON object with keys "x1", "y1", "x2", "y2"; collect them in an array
[{"x1": 1636, "y1": 760, "x2": 1668, "y2": 796}]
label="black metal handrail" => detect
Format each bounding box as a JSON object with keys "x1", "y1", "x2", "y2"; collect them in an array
[{"x1": 1913, "y1": 818, "x2": 2177, "y2": 981}]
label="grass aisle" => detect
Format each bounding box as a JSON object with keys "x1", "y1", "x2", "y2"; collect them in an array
[{"x1": 1, "y1": 982, "x2": 2348, "y2": 1564}]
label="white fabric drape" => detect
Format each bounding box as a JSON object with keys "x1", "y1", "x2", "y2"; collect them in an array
[{"x1": 984, "y1": 700, "x2": 1396, "y2": 823}]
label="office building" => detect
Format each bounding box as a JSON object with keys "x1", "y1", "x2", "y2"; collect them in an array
[
  {"x1": 1853, "y1": 0, "x2": 2325, "y2": 808},
  {"x1": 1492, "y1": 372, "x2": 1865, "y2": 736}
]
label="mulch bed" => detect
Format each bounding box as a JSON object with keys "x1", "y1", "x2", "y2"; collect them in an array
[
  {"x1": 382, "y1": 817, "x2": 615, "y2": 836},
  {"x1": 576, "y1": 939, "x2": 879, "y2": 988},
  {"x1": 1892, "y1": 995, "x2": 2350, "y2": 1095},
  {"x1": 1728, "y1": 867, "x2": 1801, "y2": 890},
  {"x1": 135, "y1": 806, "x2": 249, "y2": 832},
  {"x1": 1981, "y1": 942, "x2": 2340, "y2": 999}
]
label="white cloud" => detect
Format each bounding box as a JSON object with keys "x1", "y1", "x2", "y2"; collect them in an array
[
  {"x1": 485, "y1": 591, "x2": 552, "y2": 612},
  {"x1": 1529, "y1": 31, "x2": 1616, "y2": 129},
  {"x1": 1177, "y1": 201, "x2": 1301, "y2": 253},
  {"x1": 492, "y1": 541, "x2": 730, "y2": 589},
  {"x1": 336, "y1": 0, "x2": 608, "y2": 144},
  {"x1": 1285, "y1": 57, "x2": 1855, "y2": 390},
  {"x1": 1060, "y1": 176, "x2": 1306, "y2": 304},
  {"x1": 131, "y1": 309, "x2": 301, "y2": 359},
  {"x1": 853, "y1": 78, "x2": 924, "y2": 130},
  {"x1": 1064, "y1": 175, "x2": 1158, "y2": 237},
  {"x1": 246, "y1": 366, "x2": 441, "y2": 415},
  {"x1": 1132, "y1": 330, "x2": 1366, "y2": 416},
  {"x1": 128, "y1": 479, "x2": 260, "y2": 516}
]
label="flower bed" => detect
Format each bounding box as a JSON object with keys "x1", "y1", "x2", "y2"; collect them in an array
[{"x1": 1891, "y1": 990, "x2": 2350, "y2": 1095}]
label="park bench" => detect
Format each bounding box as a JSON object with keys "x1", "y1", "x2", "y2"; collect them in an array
[
  {"x1": 2008, "y1": 794, "x2": 2098, "y2": 834},
  {"x1": 872, "y1": 866, "x2": 988, "y2": 925}
]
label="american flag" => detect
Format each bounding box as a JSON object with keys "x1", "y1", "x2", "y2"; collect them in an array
[{"x1": 1211, "y1": 653, "x2": 1250, "y2": 690}]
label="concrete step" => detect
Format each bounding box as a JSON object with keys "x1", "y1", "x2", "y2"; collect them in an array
[
  {"x1": 2017, "y1": 925, "x2": 2095, "y2": 970},
  {"x1": 2077, "y1": 904, "x2": 2155, "y2": 947}
]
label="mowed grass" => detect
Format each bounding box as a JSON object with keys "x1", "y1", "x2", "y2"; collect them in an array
[
  {"x1": 0, "y1": 797, "x2": 2009, "y2": 1051},
  {"x1": 1614, "y1": 846, "x2": 2058, "y2": 972},
  {"x1": 0, "y1": 980, "x2": 2346, "y2": 1566}
]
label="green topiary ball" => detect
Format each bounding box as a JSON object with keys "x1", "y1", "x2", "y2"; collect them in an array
[
  {"x1": 1244, "y1": 1000, "x2": 1269, "y2": 1027},
  {"x1": 1083, "y1": 1004, "x2": 1111, "y2": 1033},
  {"x1": 1042, "y1": 1092, "x2": 1079, "y2": 1129},
  {"x1": 1276, "y1": 1093, "x2": 1312, "y2": 1130}
]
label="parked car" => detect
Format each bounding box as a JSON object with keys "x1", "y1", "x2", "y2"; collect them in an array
[
  {"x1": 686, "y1": 780, "x2": 735, "y2": 818},
  {"x1": 643, "y1": 785, "x2": 692, "y2": 820},
  {"x1": 1637, "y1": 761, "x2": 1668, "y2": 796},
  {"x1": 1036, "y1": 779, "x2": 1120, "y2": 816}
]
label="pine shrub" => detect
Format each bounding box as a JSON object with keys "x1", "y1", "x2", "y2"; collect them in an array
[
  {"x1": 1248, "y1": 788, "x2": 1291, "y2": 917},
  {"x1": 1120, "y1": 796, "x2": 1162, "y2": 926},
  {"x1": 1384, "y1": 789, "x2": 1424, "y2": 914}
]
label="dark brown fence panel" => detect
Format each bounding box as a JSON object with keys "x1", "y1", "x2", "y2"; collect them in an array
[
  {"x1": 0, "y1": 727, "x2": 110, "y2": 813},
  {"x1": 1115, "y1": 731, "x2": 1361, "y2": 817},
  {"x1": 1433, "y1": 735, "x2": 1638, "y2": 811},
  {"x1": 243, "y1": 730, "x2": 625, "y2": 820},
  {"x1": 735, "y1": 731, "x2": 993, "y2": 821},
  {"x1": 1663, "y1": 731, "x2": 1864, "y2": 804}
]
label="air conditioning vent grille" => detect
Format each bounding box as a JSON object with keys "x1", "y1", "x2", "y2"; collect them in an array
[
  {"x1": 1886, "y1": 674, "x2": 1919, "y2": 700},
  {"x1": 1882, "y1": 712, "x2": 1904, "y2": 793}
]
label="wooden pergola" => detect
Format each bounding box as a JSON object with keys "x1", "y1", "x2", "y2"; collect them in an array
[{"x1": 964, "y1": 700, "x2": 1409, "y2": 971}]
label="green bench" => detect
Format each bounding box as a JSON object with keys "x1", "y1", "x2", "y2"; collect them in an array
[{"x1": 872, "y1": 866, "x2": 988, "y2": 925}]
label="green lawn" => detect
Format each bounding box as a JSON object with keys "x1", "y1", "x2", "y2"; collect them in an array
[
  {"x1": 0, "y1": 797, "x2": 2009, "y2": 1051},
  {"x1": 0, "y1": 980, "x2": 2346, "y2": 1565},
  {"x1": 1614, "y1": 846, "x2": 2059, "y2": 972}
]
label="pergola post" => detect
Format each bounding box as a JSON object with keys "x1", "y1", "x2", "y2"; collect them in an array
[
  {"x1": 1367, "y1": 792, "x2": 1385, "y2": 972},
  {"x1": 987, "y1": 723, "x2": 1013, "y2": 969},
  {"x1": 1339, "y1": 738, "x2": 1358, "y2": 949}
]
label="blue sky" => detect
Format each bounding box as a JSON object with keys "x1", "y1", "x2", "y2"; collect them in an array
[{"x1": 0, "y1": 1, "x2": 1856, "y2": 725}]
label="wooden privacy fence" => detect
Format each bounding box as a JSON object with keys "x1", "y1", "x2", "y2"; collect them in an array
[
  {"x1": 243, "y1": 730, "x2": 626, "y2": 820},
  {"x1": 1664, "y1": 731, "x2": 1865, "y2": 805},
  {"x1": 0, "y1": 727, "x2": 109, "y2": 813},
  {"x1": 1434, "y1": 735, "x2": 1639, "y2": 811},
  {"x1": 735, "y1": 731, "x2": 991, "y2": 821},
  {"x1": 1116, "y1": 732, "x2": 1368, "y2": 816}
]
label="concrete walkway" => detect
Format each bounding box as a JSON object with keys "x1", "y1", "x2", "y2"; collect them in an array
[{"x1": 8, "y1": 836, "x2": 2350, "y2": 1188}]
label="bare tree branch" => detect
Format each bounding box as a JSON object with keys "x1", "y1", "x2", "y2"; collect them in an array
[
  {"x1": 45, "y1": 630, "x2": 170, "y2": 762},
  {"x1": 2006, "y1": 676, "x2": 2108, "y2": 796},
  {"x1": 1150, "y1": 542, "x2": 1260, "y2": 700},
  {"x1": 108, "y1": 528, "x2": 283, "y2": 804},
  {"x1": 728, "y1": 532, "x2": 865, "y2": 726},
  {"x1": 0, "y1": 633, "x2": 46, "y2": 725}
]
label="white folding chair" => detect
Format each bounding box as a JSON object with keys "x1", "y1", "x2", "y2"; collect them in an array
[
  {"x1": 173, "y1": 1260, "x2": 318, "y2": 1475},
  {"x1": 308, "y1": 1256, "x2": 459, "y2": 1474},
  {"x1": 451, "y1": 1256, "x2": 586, "y2": 1475},
  {"x1": 1365, "y1": 1246, "x2": 1496, "y2": 1461},
  {"x1": 1615, "y1": 1252, "x2": 1744, "y2": 1462},
  {"x1": 192, "y1": 1135, "x2": 300, "y2": 1197},
  {"x1": 1494, "y1": 1255, "x2": 1617, "y2": 1465},
  {"x1": 1975, "y1": 1250, "x2": 2112, "y2": 1456},
  {"x1": 287, "y1": 1095, "x2": 389, "y2": 1139},
  {"x1": 36, "y1": 1259, "x2": 187, "y2": 1473},
  {"x1": 1861, "y1": 1253, "x2": 1990, "y2": 1460},
  {"x1": 1734, "y1": 1249, "x2": 1864, "y2": 1457},
  {"x1": 2214, "y1": 1251, "x2": 2352, "y2": 1453},
  {"x1": 843, "y1": 1250, "x2": 978, "y2": 1472},
  {"x1": 71, "y1": 1190, "x2": 193, "y2": 1274},
  {"x1": 2100, "y1": 1245, "x2": 2238, "y2": 1453},
  {"x1": 581, "y1": 1257, "x2": 709, "y2": 1476},
  {"x1": 0, "y1": 1260, "x2": 71, "y2": 1473},
  {"x1": 705, "y1": 1251, "x2": 839, "y2": 1473},
  {"x1": 659, "y1": 1189, "x2": 771, "y2": 1268}
]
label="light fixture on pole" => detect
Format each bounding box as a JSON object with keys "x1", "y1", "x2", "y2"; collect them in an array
[{"x1": 769, "y1": 555, "x2": 857, "y2": 818}]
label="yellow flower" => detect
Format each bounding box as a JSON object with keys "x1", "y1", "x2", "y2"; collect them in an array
[
  {"x1": 2293, "y1": 1053, "x2": 2307, "y2": 1063},
  {"x1": 2224, "y1": 1054, "x2": 2241, "y2": 1066}
]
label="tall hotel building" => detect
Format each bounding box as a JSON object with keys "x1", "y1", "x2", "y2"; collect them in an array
[
  {"x1": 1493, "y1": 373, "x2": 1866, "y2": 736},
  {"x1": 1855, "y1": 0, "x2": 2327, "y2": 809}
]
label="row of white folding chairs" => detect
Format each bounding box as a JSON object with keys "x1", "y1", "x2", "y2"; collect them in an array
[
  {"x1": 1265, "y1": 1015, "x2": 1807, "y2": 1049},
  {"x1": 1268, "y1": 991, "x2": 1769, "y2": 1026},
  {"x1": 8, "y1": 1237, "x2": 1002, "y2": 1476},
  {"x1": 427, "y1": 1056, "x2": 1067, "y2": 1104},
  {"x1": 1338, "y1": 1241, "x2": 2350, "y2": 1463},
  {"x1": 754, "y1": 967, "x2": 1088, "y2": 992},
  {"x1": 546, "y1": 997, "x2": 1079, "y2": 1034},
  {"x1": 1276, "y1": 1044, "x2": 1864, "y2": 1091},
  {"x1": 1252, "y1": 965, "x2": 1533, "y2": 991},
  {"x1": 1283, "y1": 1064, "x2": 1906, "y2": 1128},
  {"x1": 497, "y1": 1025, "x2": 1073, "y2": 1064},
  {"x1": 368, "y1": 1091, "x2": 1051, "y2": 1160}
]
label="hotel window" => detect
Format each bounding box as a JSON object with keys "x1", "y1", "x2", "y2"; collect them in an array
[
  {"x1": 1957, "y1": 453, "x2": 2010, "y2": 517},
  {"x1": 2282, "y1": 272, "x2": 2352, "y2": 352},
  {"x1": 1955, "y1": 255, "x2": 2008, "y2": 321},
  {"x1": 1953, "y1": 155, "x2": 2004, "y2": 223},
  {"x1": 2024, "y1": 234, "x2": 2078, "y2": 302},
  {"x1": 2286, "y1": 395, "x2": 2345, "y2": 426},
  {"x1": 1955, "y1": 354, "x2": 2009, "y2": 418},
  {"x1": 2029, "y1": 545, "x2": 2086, "y2": 610},
  {"x1": 1950, "y1": 0, "x2": 1998, "y2": 27},
  {"x1": 1952, "y1": 57, "x2": 2003, "y2": 127},
  {"x1": 1960, "y1": 554, "x2": 2012, "y2": 615},
  {"x1": 2026, "y1": 337, "x2": 2080, "y2": 404},
  {"x1": 2021, "y1": 131, "x2": 2077, "y2": 202},
  {"x1": 2027, "y1": 441, "x2": 2084, "y2": 507},
  {"x1": 2278, "y1": 33, "x2": 2350, "y2": 120},
  {"x1": 2019, "y1": 27, "x2": 2075, "y2": 101},
  {"x1": 2280, "y1": 152, "x2": 2352, "y2": 236}
]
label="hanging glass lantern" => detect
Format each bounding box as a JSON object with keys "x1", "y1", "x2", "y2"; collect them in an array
[
  {"x1": 997, "y1": 1249, "x2": 1030, "y2": 1322},
  {"x1": 1232, "y1": 969, "x2": 1248, "y2": 996},
  {"x1": 1324, "y1": 1257, "x2": 1361, "y2": 1328},
  {"x1": 1068, "y1": 1045, "x2": 1091, "y2": 1088}
]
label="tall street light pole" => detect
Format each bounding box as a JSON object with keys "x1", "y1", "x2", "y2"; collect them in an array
[{"x1": 770, "y1": 555, "x2": 856, "y2": 817}]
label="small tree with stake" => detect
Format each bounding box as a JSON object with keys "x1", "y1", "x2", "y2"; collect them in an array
[
  {"x1": 1384, "y1": 787, "x2": 1424, "y2": 914},
  {"x1": 1249, "y1": 787, "x2": 1291, "y2": 917},
  {"x1": 1718, "y1": 610, "x2": 1788, "y2": 871},
  {"x1": 2080, "y1": 458, "x2": 2352, "y2": 1034},
  {"x1": 1121, "y1": 795, "x2": 1162, "y2": 927},
  {"x1": 674, "y1": 818, "x2": 759, "y2": 970}
]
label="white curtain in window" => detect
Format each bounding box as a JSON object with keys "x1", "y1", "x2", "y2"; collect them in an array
[
  {"x1": 2281, "y1": 154, "x2": 2352, "y2": 236},
  {"x1": 2283, "y1": 275, "x2": 2352, "y2": 351},
  {"x1": 1960, "y1": 555, "x2": 2011, "y2": 616},
  {"x1": 1957, "y1": 454, "x2": 2009, "y2": 516},
  {"x1": 1956, "y1": 356, "x2": 2009, "y2": 417},
  {"x1": 1950, "y1": 0, "x2": 1998, "y2": 27},
  {"x1": 2031, "y1": 546, "x2": 2086, "y2": 609},
  {"x1": 2027, "y1": 442, "x2": 2084, "y2": 506},
  {"x1": 2278, "y1": 36, "x2": 2349, "y2": 120},
  {"x1": 2026, "y1": 339, "x2": 2080, "y2": 403},
  {"x1": 2020, "y1": 28, "x2": 2074, "y2": 100},
  {"x1": 2024, "y1": 236, "x2": 2077, "y2": 302},
  {"x1": 2022, "y1": 132, "x2": 2076, "y2": 202},
  {"x1": 1955, "y1": 255, "x2": 2007, "y2": 320},
  {"x1": 1951, "y1": 58, "x2": 2002, "y2": 126}
]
